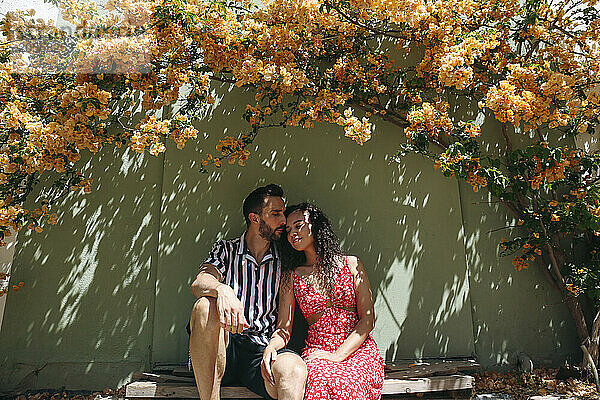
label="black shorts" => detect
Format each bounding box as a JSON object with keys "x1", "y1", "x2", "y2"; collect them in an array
[
  {"x1": 187, "y1": 322, "x2": 297, "y2": 400},
  {"x1": 222, "y1": 333, "x2": 295, "y2": 399}
]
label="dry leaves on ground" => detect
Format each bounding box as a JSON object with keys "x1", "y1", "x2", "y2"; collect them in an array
[
  {"x1": 7, "y1": 387, "x2": 126, "y2": 400},
  {"x1": 475, "y1": 368, "x2": 598, "y2": 399}
]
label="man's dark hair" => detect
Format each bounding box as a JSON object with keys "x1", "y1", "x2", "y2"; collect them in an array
[{"x1": 243, "y1": 184, "x2": 284, "y2": 226}]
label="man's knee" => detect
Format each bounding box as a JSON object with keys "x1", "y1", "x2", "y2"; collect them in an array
[
  {"x1": 190, "y1": 297, "x2": 220, "y2": 332},
  {"x1": 272, "y1": 353, "x2": 307, "y2": 383}
]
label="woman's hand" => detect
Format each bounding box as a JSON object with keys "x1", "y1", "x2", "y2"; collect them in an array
[
  {"x1": 305, "y1": 350, "x2": 343, "y2": 362},
  {"x1": 261, "y1": 346, "x2": 278, "y2": 386}
]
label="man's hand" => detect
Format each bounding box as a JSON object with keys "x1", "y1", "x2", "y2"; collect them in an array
[
  {"x1": 260, "y1": 346, "x2": 277, "y2": 387},
  {"x1": 216, "y1": 284, "x2": 249, "y2": 334}
]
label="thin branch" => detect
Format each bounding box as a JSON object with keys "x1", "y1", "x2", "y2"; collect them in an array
[
  {"x1": 501, "y1": 123, "x2": 513, "y2": 152},
  {"x1": 538, "y1": 213, "x2": 566, "y2": 288},
  {"x1": 574, "y1": 81, "x2": 600, "y2": 90},
  {"x1": 326, "y1": 2, "x2": 410, "y2": 40},
  {"x1": 485, "y1": 225, "x2": 518, "y2": 234}
]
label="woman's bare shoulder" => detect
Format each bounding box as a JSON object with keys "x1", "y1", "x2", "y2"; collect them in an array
[{"x1": 345, "y1": 255, "x2": 363, "y2": 272}]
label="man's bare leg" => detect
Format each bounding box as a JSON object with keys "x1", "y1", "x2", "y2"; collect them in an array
[
  {"x1": 190, "y1": 297, "x2": 228, "y2": 400},
  {"x1": 264, "y1": 353, "x2": 307, "y2": 400}
]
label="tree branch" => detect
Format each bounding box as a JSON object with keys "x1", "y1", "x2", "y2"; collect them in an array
[
  {"x1": 326, "y1": 2, "x2": 411, "y2": 40},
  {"x1": 501, "y1": 123, "x2": 513, "y2": 152},
  {"x1": 535, "y1": 256, "x2": 560, "y2": 291}
]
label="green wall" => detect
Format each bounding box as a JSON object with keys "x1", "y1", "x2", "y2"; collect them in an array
[
  {"x1": 0, "y1": 92, "x2": 580, "y2": 391},
  {"x1": 0, "y1": 148, "x2": 163, "y2": 391}
]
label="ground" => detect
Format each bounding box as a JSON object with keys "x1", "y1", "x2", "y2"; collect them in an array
[
  {"x1": 1, "y1": 368, "x2": 598, "y2": 400},
  {"x1": 474, "y1": 368, "x2": 598, "y2": 399}
]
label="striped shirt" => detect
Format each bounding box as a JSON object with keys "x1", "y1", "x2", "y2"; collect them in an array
[{"x1": 204, "y1": 232, "x2": 282, "y2": 345}]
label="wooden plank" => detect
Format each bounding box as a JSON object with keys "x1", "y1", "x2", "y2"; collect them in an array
[
  {"x1": 385, "y1": 359, "x2": 479, "y2": 371},
  {"x1": 220, "y1": 387, "x2": 262, "y2": 399},
  {"x1": 171, "y1": 367, "x2": 194, "y2": 378},
  {"x1": 172, "y1": 360, "x2": 480, "y2": 379},
  {"x1": 132, "y1": 372, "x2": 196, "y2": 383},
  {"x1": 126, "y1": 382, "x2": 261, "y2": 399},
  {"x1": 382, "y1": 374, "x2": 474, "y2": 395},
  {"x1": 127, "y1": 382, "x2": 196, "y2": 398},
  {"x1": 382, "y1": 389, "x2": 474, "y2": 399},
  {"x1": 127, "y1": 374, "x2": 473, "y2": 398},
  {"x1": 385, "y1": 359, "x2": 480, "y2": 378}
]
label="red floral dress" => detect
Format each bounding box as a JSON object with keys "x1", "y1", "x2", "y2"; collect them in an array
[{"x1": 292, "y1": 258, "x2": 384, "y2": 400}]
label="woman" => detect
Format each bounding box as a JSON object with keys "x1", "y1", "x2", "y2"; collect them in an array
[{"x1": 261, "y1": 203, "x2": 384, "y2": 400}]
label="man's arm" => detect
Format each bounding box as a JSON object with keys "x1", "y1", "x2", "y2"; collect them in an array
[
  {"x1": 190, "y1": 263, "x2": 249, "y2": 334},
  {"x1": 190, "y1": 263, "x2": 224, "y2": 298}
]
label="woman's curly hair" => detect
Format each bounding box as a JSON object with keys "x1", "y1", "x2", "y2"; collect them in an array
[{"x1": 280, "y1": 203, "x2": 345, "y2": 294}]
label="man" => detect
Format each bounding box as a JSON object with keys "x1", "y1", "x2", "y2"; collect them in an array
[{"x1": 189, "y1": 184, "x2": 307, "y2": 400}]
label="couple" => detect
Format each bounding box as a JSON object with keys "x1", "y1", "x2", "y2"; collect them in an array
[{"x1": 189, "y1": 184, "x2": 384, "y2": 400}]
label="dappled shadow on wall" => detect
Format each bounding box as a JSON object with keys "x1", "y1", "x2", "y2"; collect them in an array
[
  {"x1": 459, "y1": 187, "x2": 579, "y2": 368},
  {"x1": 454, "y1": 108, "x2": 580, "y2": 369},
  {"x1": 0, "y1": 84, "x2": 581, "y2": 395},
  {"x1": 0, "y1": 145, "x2": 162, "y2": 391},
  {"x1": 156, "y1": 86, "x2": 477, "y2": 364}
]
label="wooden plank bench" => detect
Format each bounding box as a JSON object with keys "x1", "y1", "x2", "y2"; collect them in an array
[
  {"x1": 126, "y1": 374, "x2": 475, "y2": 398},
  {"x1": 126, "y1": 359, "x2": 480, "y2": 399}
]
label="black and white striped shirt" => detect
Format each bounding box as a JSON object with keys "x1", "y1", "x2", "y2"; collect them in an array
[{"x1": 204, "y1": 232, "x2": 282, "y2": 345}]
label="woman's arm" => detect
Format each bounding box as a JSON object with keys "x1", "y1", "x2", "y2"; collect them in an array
[
  {"x1": 261, "y1": 272, "x2": 295, "y2": 384},
  {"x1": 308, "y1": 256, "x2": 375, "y2": 362}
]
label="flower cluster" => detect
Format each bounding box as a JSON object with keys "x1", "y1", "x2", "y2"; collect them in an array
[
  {"x1": 405, "y1": 102, "x2": 454, "y2": 140},
  {"x1": 529, "y1": 148, "x2": 581, "y2": 190},
  {"x1": 203, "y1": 135, "x2": 252, "y2": 167},
  {"x1": 335, "y1": 109, "x2": 372, "y2": 145},
  {"x1": 437, "y1": 31, "x2": 500, "y2": 90},
  {"x1": 131, "y1": 115, "x2": 169, "y2": 155},
  {"x1": 70, "y1": 178, "x2": 93, "y2": 194},
  {"x1": 0, "y1": 274, "x2": 24, "y2": 297},
  {"x1": 0, "y1": 272, "x2": 9, "y2": 297}
]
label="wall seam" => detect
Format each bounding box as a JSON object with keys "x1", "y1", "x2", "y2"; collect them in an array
[
  {"x1": 455, "y1": 178, "x2": 479, "y2": 360},
  {"x1": 148, "y1": 149, "x2": 166, "y2": 369}
]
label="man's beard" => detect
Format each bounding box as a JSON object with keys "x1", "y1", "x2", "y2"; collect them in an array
[{"x1": 259, "y1": 219, "x2": 282, "y2": 242}]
